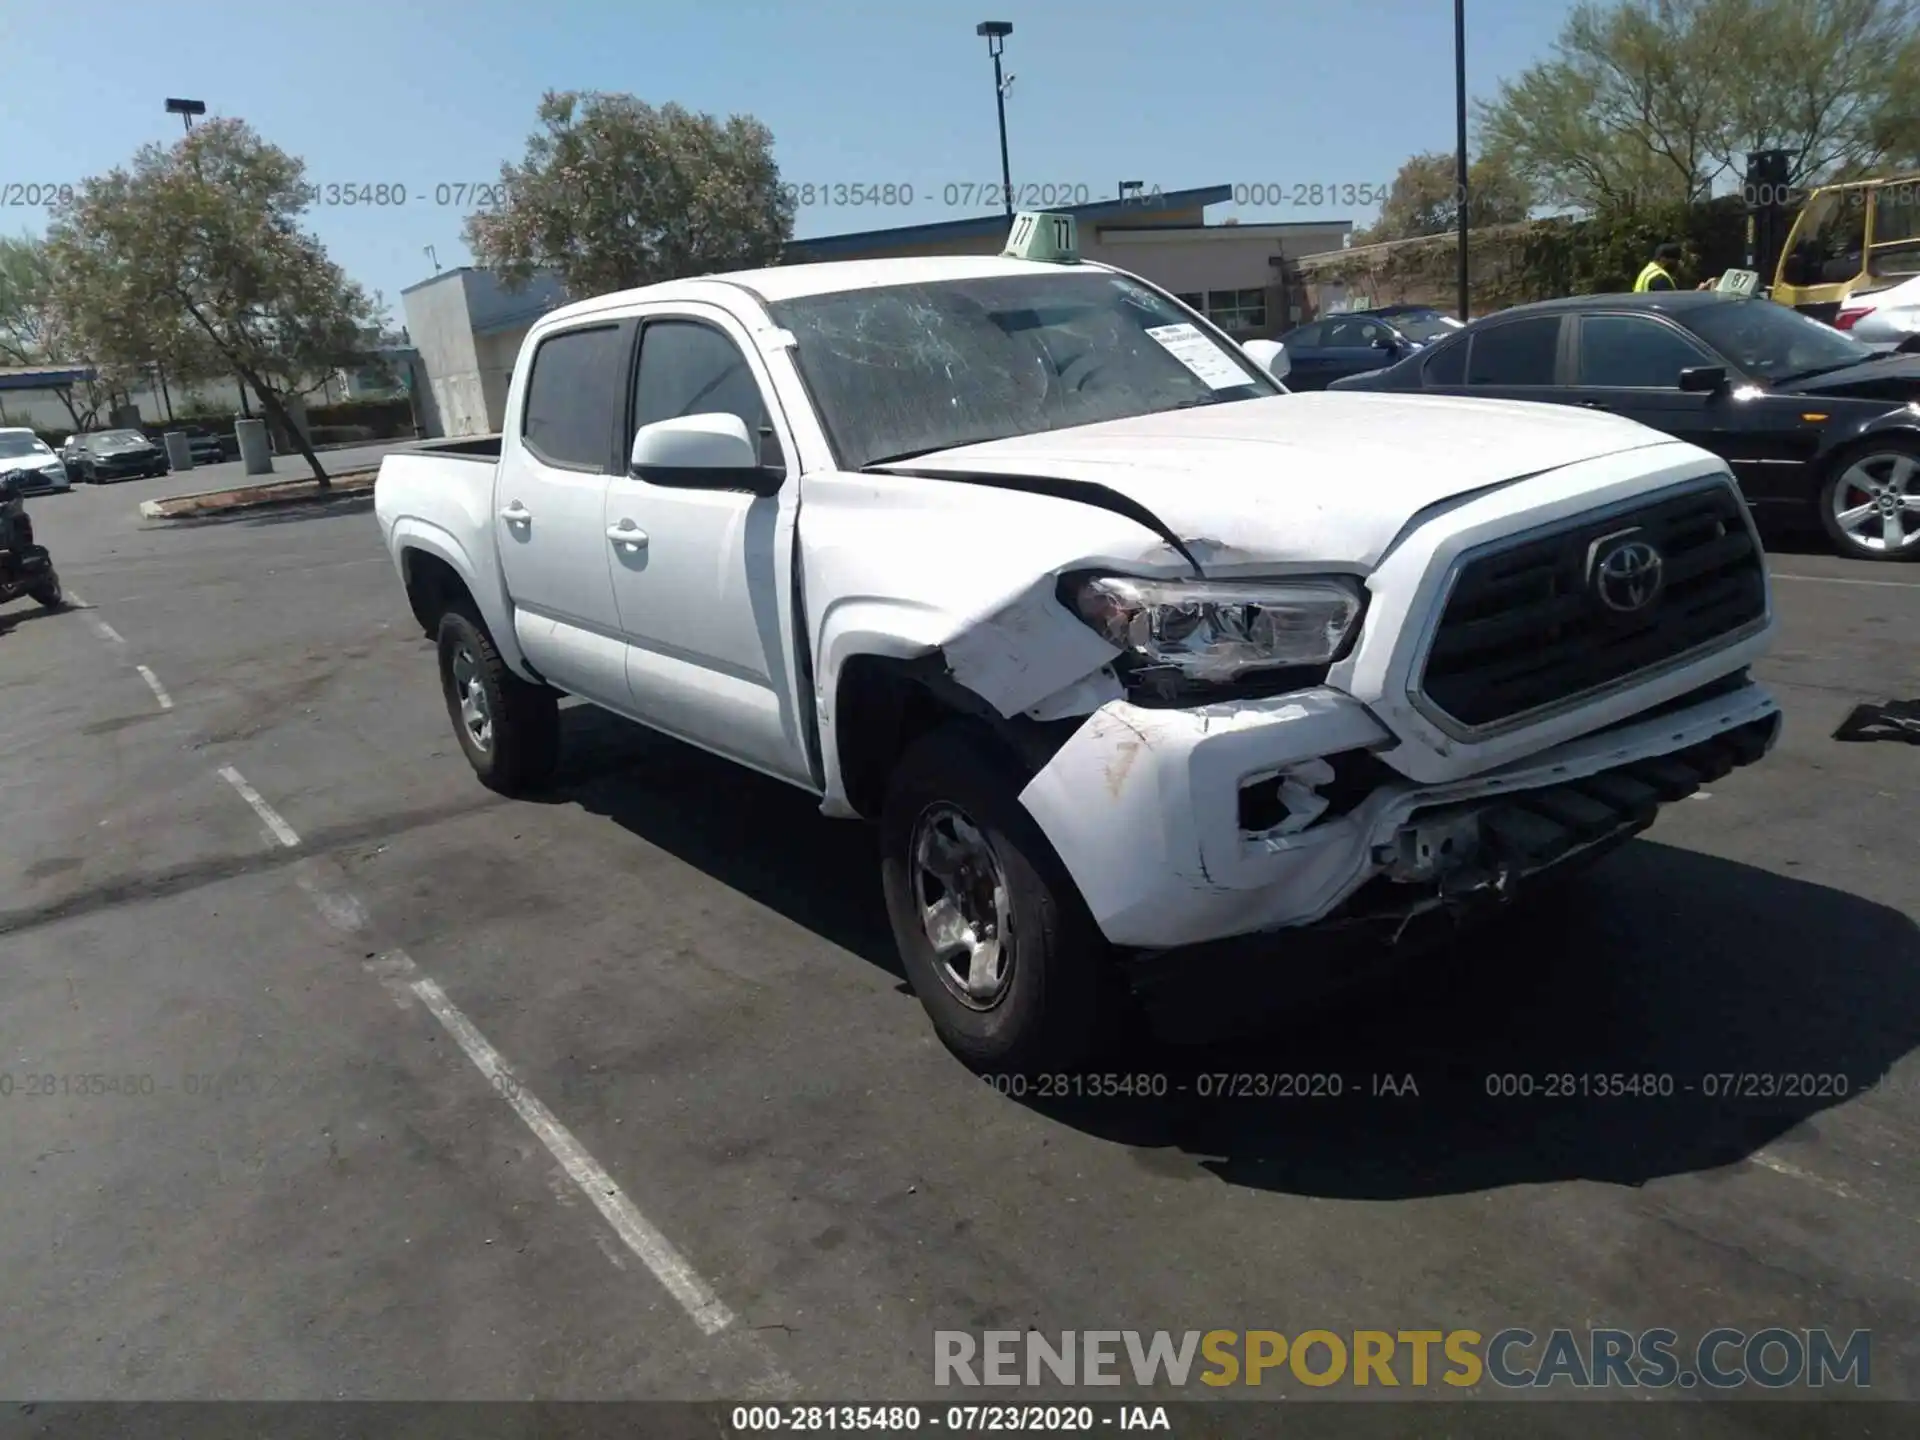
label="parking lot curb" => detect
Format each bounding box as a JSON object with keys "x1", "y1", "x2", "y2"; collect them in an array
[{"x1": 139, "y1": 470, "x2": 377, "y2": 521}]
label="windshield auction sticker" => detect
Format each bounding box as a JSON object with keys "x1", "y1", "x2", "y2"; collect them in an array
[{"x1": 1145, "y1": 323, "x2": 1249, "y2": 389}]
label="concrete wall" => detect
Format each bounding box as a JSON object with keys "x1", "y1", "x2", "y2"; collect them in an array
[
  {"x1": 404, "y1": 273, "x2": 487, "y2": 439},
  {"x1": 404, "y1": 269, "x2": 564, "y2": 438},
  {"x1": 475, "y1": 328, "x2": 528, "y2": 432},
  {"x1": 1093, "y1": 224, "x2": 1348, "y2": 294}
]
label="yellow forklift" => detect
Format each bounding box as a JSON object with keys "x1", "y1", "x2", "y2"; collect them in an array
[{"x1": 1750, "y1": 149, "x2": 1920, "y2": 322}]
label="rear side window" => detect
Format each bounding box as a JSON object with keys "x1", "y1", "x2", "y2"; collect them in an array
[
  {"x1": 521, "y1": 323, "x2": 626, "y2": 470},
  {"x1": 1466, "y1": 317, "x2": 1560, "y2": 385},
  {"x1": 1423, "y1": 339, "x2": 1466, "y2": 385}
]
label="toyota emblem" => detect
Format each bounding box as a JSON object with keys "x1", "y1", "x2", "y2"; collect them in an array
[{"x1": 1589, "y1": 532, "x2": 1665, "y2": 613}]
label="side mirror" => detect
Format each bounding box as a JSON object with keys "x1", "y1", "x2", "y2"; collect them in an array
[
  {"x1": 1241, "y1": 338, "x2": 1290, "y2": 381},
  {"x1": 1677, "y1": 365, "x2": 1729, "y2": 393},
  {"x1": 629, "y1": 413, "x2": 781, "y2": 495}
]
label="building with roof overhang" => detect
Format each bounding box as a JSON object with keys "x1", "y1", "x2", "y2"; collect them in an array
[
  {"x1": 398, "y1": 184, "x2": 1352, "y2": 438},
  {"x1": 783, "y1": 184, "x2": 1351, "y2": 342}
]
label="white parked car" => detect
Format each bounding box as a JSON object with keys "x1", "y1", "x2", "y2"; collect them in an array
[
  {"x1": 0, "y1": 427, "x2": 73, "y2": 493},
  {"x1": 374, "y1": 215, "x2": 1782, "y2": 1072},
  {"x1": 1836, "y1": 273, "x2": 1920, "y2": 349}
]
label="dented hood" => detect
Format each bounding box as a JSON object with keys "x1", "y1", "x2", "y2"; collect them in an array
[{"x1": 882, "y1": 390, "x2": 1678, "y2": 569}]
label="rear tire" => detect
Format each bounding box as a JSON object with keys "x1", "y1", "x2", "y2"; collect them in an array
[
  {"x1": 435, "y1": 606, "x2": 559, "y2": 795},
  {"x1": 1818, "y1": 439, "x2": 1920, "y2": 561},
  {"x1": 879, "y1": 723, "x2": 1127, "y2": 1074}
]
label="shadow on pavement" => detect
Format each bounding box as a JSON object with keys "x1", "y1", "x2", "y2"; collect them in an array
[
  {"x1": 539, "y1": 703, "x2": 1920, "y2": 1200},
  {"x1": 548, "y1": 703, "x2": 899, "y2": 978},
  {"x1": 0, "y1": 599, "x2": 72, "y2": 637}
]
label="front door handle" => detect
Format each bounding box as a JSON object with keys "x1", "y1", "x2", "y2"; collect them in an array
[
  {"x1": 606, "y1": 522, "x2": 648, "y2": 549},
  {"x1": 1578, "y1": 400, "x2": 1608, "y2": 409},
  {"x1": 498, "y1": 501, "x2": 532, "y2": 523}
]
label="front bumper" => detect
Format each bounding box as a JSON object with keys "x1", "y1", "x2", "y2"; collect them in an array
[
  {"x1": 3, "y1": 469, "x2": 68, "y2": 493},
  {"x1": 91, "y1": 455, "x2": 167, "y2": 478},
  {"x1": 1018, "y1": 677, "x2": 1782, "y2": 951}
]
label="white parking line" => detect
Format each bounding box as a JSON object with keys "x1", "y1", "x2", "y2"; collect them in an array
[
  {"x1": 1770, "y1": 571, "x2": 1920, "y2": 590},
  {"x1": 410, "y1": 974, "x2": 740, "y2": 1336},
  {"x1": 288, "y1": 856, "x2": 756, "y2": 1344},
  {"x1": 1750, "y1": 1150, "x2": 1860, "y2": 1203},
  {"x1": 135, "y1": 665, "x2": 174, "y2": 710},
  {"x1": 92, "y1": 618, "x2": 126, "y2": 644},
  {"x1": 216, "y1": 766, "x2": 301, "y2": 848}
]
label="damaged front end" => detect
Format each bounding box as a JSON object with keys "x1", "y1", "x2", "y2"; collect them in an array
[
  {"x1": 1119, "y1": 708, "x2": 1781, "y2": 1014},
  {"x1": 1325, "y1": 711, "x2": 1778, "y2": 945}
]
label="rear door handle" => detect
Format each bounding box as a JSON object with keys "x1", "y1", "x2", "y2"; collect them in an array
[
  {"x1": 606, "y1": 522, "x2": 648, "y2": 549},
  {"x1": 1577, "y1": 400, "x2": 1608, "y2": 409},
  {"x1": 498, "y1": 502, "x2": 532, "y2": 523}
]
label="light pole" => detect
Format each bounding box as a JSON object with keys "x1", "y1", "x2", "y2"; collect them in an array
[
  {"x1": 976, "y1": 22, "x2": 1015, "y2": 218},
  {"x1": 1453, "y1": 0, "x2": 1470, "y2": 321},
  {"x1": 165, "y1": 97, "x2": 206, "y2": 133}
]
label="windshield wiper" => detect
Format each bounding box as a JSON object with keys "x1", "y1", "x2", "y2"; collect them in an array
[{"x1": 861, "y1": 445, "x2": 958, "y2": 470}]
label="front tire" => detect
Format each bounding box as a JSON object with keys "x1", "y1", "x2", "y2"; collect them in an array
[
  {"x1": 1818, "y1": 440, "x2": 1920, "y2": 560},
  {"x1": 435, "y1": 607, "x2": 559, "y2": 795},
  {"x1": 880, "y1": 724, "x2": 1125, "y2": 1074},
  {"x1": 29, "y1": 573, "x2": 62, "y2": 609}
]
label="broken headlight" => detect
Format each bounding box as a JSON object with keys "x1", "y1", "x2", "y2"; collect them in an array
[{"x1": 1065, "y1": 574, "x2": 1365, "y2": 693}]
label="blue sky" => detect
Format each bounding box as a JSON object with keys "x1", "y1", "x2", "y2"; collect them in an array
[{"x1": 3, "y1": 0, "x2": 1573, "y2": 323}]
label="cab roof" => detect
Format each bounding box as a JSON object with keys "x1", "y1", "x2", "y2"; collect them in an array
[{"x1": 540, "y1": 254, "x2": 1115, "y2": 327}]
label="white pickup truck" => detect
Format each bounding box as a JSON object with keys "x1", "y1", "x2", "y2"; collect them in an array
[{"x1": 374, "y1": 213, "x2": 1782, "y2": 1072}]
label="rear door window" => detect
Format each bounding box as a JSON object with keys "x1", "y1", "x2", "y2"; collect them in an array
[
  {"x1": 520, "y1": 323, "x2": 626, "y2": 470},
  {"x1": 1465, "y1": 317, "x2": 1561, "y2": 386},
  {"x1": 1423, "y1": 338, "x2": 1467, "y2": 385}
]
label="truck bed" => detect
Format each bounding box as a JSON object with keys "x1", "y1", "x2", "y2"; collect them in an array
[{"x1": 417, "y1": 434, "x2": 502, "y2": 460}]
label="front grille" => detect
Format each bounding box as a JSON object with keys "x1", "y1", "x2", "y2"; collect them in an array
[{"x1": 1416, "y1": 481, "x2": 1766, "y2": 732}]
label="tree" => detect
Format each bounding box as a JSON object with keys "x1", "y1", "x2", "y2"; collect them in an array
[
  {"x1": 44, "y1": 118, "x2": 383, "y2": 487},
  {"x1": 1479, "y1": 0, "x2": 1920, "y2": 212},
  {"x1": 1357, "y1": 151, "x2": 1536, "y2": 243},
  {"x1": 0, "y1": 234, "x2": 123, "y2": 431},
  {"x1": 465, "y1": 91, "x2": 795, "y2": 299}
]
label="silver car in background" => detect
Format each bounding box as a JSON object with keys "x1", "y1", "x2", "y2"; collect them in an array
[
  {"x1": 0, "y1": 428, "x2": 73, "y2": 493},
  {"x1": 1836, "y1": 274, "x2": 1920, "y2": 349}
]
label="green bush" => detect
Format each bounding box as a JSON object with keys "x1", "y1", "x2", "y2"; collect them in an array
[
  {"x1": 308, "y1": 398, "x2": 414, "y2": 437},
  {"x1": 1299, "y1": 195, "x2": 1753, "y2": 312},
  {"x1": 311, "y1": 425, "x2": 376, "y2": 446}
]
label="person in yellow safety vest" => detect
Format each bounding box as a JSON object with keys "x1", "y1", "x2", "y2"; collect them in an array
[{"x1": 1634, "y1": 243, "x2": 1685, "y2": 292}]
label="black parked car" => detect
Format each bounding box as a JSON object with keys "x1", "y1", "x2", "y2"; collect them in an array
[
  {"x1": 60, "y1": 428, "x2": 170, "y2": 483},
  {"x1": 1274, "y1": 306, "x2": 1462, "y2": 390},
  {"x1": 1329, "y1": 291, "x2": 1920, "y2": 561},
  {"x1": 176, "y1": 426, "x2": 228, "y2": 465}
]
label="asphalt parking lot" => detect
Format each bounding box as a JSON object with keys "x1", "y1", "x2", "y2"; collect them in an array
[{"x1": 2, "y1": 466, "x2": 1917, "y2": 1419}]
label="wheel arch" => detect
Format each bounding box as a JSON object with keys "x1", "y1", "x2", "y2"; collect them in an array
[
  {"x1": 829, "y1": 650, "x2": 1086, "y2": 822},
  {"x1": 390, "y1": 518, "x2": 537, "y2": 679}
]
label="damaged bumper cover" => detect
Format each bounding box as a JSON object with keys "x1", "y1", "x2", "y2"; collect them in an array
[{"x1": 1017, "y1": 677, "x2": 1782, "y2": 951}]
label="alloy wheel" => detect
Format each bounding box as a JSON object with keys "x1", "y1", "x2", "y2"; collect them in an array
[
  {"x1": 1832, "y1": 451, "x2": 1920, "y2": 554},
  {"x1": 908, "y1": 802, "x2": 1016, "y2": 1009}
]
